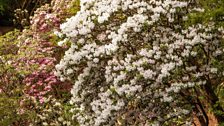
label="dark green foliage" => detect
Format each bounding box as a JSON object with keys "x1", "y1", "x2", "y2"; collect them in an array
[
  {"x1": 0, "y1": 0, "x2": 10, "y2": 15},
  {"x1": 0, "y1": 0, "x2": 51, "y2": 27},
  {"x1": 0, "y1": 0, "x2": 14, "y2": 25}
]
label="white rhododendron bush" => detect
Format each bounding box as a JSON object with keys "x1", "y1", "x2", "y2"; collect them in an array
[{"x1": 55, "y1": 0, "x2": 224, "y2": 125}]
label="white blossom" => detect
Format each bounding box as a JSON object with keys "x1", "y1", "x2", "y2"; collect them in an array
[{"x1": 54, "y1": 0, "x2": 224, "y2": 125}]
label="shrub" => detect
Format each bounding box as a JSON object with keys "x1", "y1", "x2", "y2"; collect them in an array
[
  {"x1": 55, "y1": 0, "x2": 224, "y2": 125},
  {"x1": 0, "y1": 30, "x2": 34, "y2": 125},
  {"x1": 0, "y1": 0, "x2": 79, "y2": 125}
]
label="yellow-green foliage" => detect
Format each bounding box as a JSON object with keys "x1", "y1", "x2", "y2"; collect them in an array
[
  {"x1": 68, "y1": 0, "x2": 80, "y2": 15},
  {"x1": 0, "y1": 30, "x2": 23, "y2": 94},
  {"x1": 0, "y1": 30, "x2": 29, "y2": 125},
  {"x1": 0, "y1": 30, "x2": 20, "y2": 55},
  {"x1": 186, "y1": 0, "x2": 224, "y2": 26},
  {"x1": 0, "y1": 95, "x2": 35, "y2": 126}
]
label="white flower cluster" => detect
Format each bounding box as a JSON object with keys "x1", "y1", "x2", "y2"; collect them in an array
[{"x1": 55, "y1": 0, "x2": 224, "y2": 125}]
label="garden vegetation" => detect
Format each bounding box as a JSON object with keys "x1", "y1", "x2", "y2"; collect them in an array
[{"x1": 0, "y1": 0, "x2": 224, "y2": 126}]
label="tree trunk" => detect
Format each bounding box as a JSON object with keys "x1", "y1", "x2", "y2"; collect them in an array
[{"x1": 204, "y1": 80, "x2": 224, "y2": 124}]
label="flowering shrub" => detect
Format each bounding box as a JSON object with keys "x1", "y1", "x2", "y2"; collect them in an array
[
  {"x1": 0, "y1": 30, "x2": 21, "y2": 96},
  {"x1": 16, "y1": 0, "x2": 80, "y2": 103},
  {"x1": 0, "y1": 30, "x2": 37, "y2": 126},
  {"x1": 30, "y1": 96, "x2": 77, "y2": 126},
  {"x1": 1, "y1": 0, "x2": 224, "y2": 125},
  {"x1": 14, "y1": 0, "x2": 80, "y2": 125},
  {"x1": 55, "y1": 0, "x2": 224, "y2": 125},
  {"x1": 0, "y1": 0, "x2": 79, "y2": 125}
]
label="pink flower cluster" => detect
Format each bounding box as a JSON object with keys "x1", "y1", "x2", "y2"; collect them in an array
[
  {"x1": 15, "y1": 1, "x2": 74, "y2": 103},
  {"x1": 31, "y1": 6, "x2": 61, "y2": 32},
  {"x1": 23, "y1": 57, "x2": 71, "y2": 103}
]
